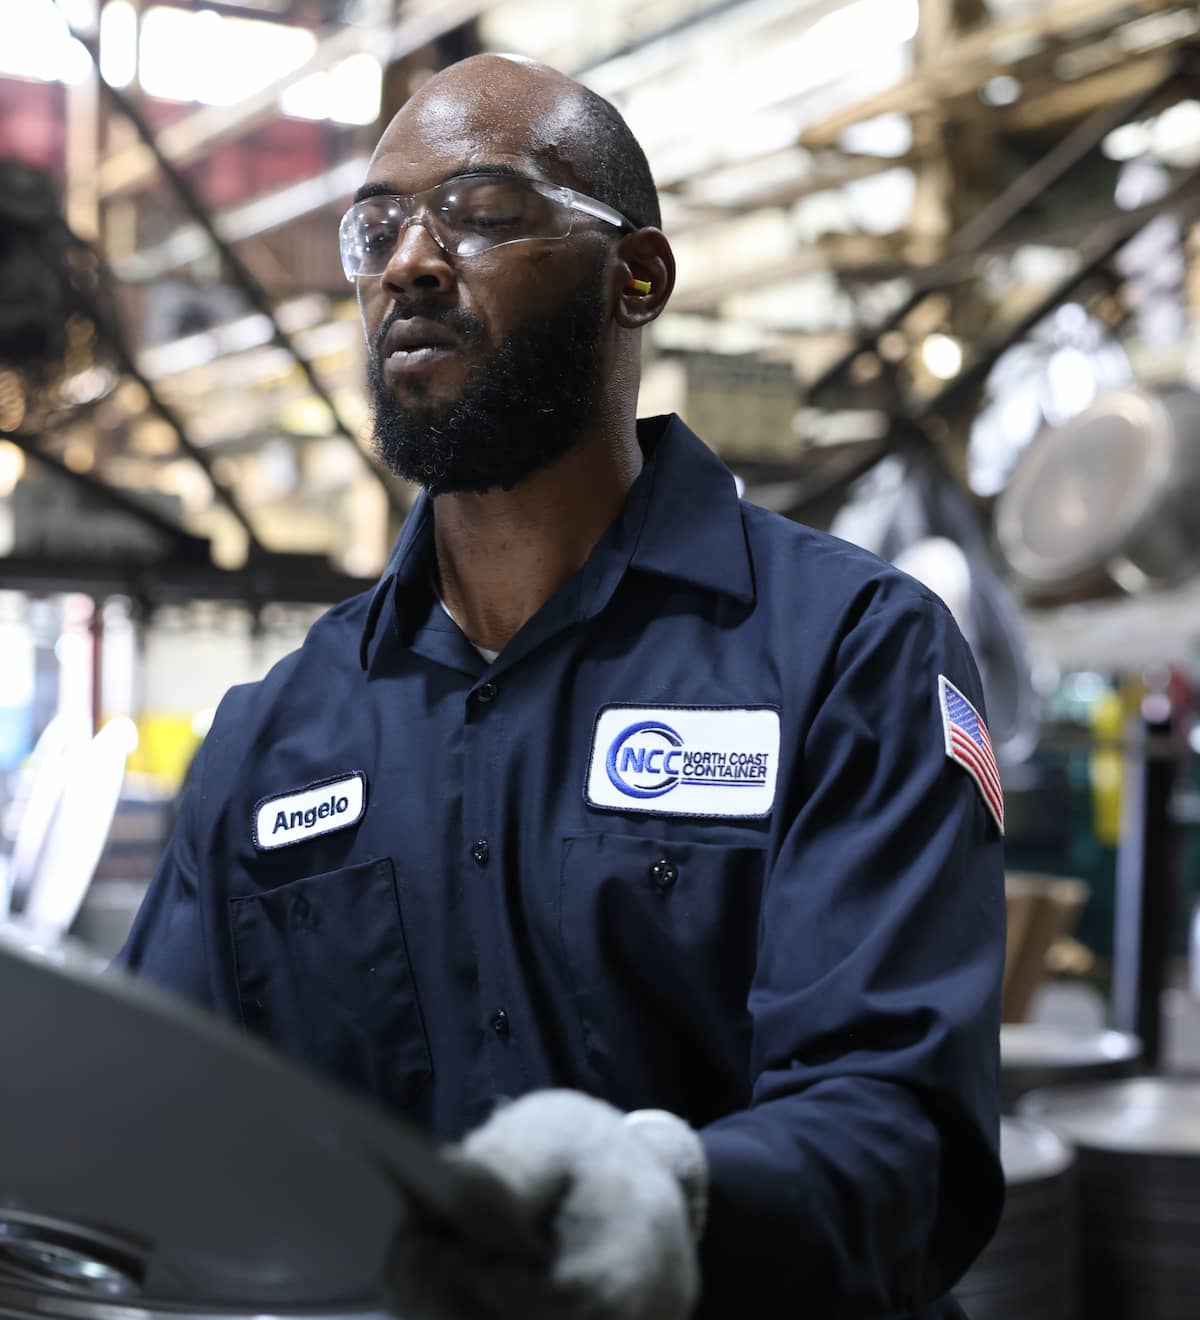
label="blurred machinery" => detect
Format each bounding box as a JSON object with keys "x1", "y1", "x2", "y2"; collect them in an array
[
  {"x1": 1024, "y1": 1080, "x2": 1200, "y2": 1320},
  {"x1": 998, "y1": 387, "x2": 1200, "y2": 599},
  {"x1": 829, "y1": 431, "x2": 1039, "y2": 762},
  {"x1": 1000, "y1": 1022, "x2": 1142, "y2": 1112},
  {"x1": 953, "y1": 1118, "x2": 1079, "y2": 1320}
]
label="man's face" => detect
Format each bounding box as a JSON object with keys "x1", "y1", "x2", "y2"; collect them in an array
[{"x1": 354, "y1": 64, "x2": 617, "y2": 494}]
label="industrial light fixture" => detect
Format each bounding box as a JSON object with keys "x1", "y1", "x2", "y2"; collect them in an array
[
  {"x1": 137, "y1": 5, "x2": 316, "y2": 106},
  {"x1": 1103, "y1": 121, "x2": 1152, "y2": 161},
  {"x1": 0, "y1": 0, "x2": 92, "y2": 84},
  {"x1": 980, "y1": 75, "x2": 1021, "y2": 107},
  {"x1": 54, "y1": 0, "x2": 98, "y2": 32},
  {"x1": 98, "y1": 0, "x2": 137, "y2": 87},
  {"x1": 279, "y1": 52, "x2": 382, "y2": 124},
  {"x1": 839, "y1": 113, "x2": 913, "y2": 158},
  {"x1": 921, "y1": 334, "x2": 964, "y2": 381},
  {"x1": 204, "y1": 0, "x2": 291, "y2": 10},
  {"x1": 0, "y1": 443, "x2": 25, "y2": 499}
]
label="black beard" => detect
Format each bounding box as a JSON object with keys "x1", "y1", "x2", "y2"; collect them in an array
[{"x1": 368, "y1": 259, "x2": 607, "y2": 496}]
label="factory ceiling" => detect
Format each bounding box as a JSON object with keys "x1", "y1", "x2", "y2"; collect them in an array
[{"x1": 2, "y1": 0, "x2": 1199, "y2": 602}]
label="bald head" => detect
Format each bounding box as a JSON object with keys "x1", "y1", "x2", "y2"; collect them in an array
[{"x1": 379, "y1": 54, "x2": 661, "y2": 231}]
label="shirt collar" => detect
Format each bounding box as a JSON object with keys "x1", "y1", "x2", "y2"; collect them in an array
[
  {"x1": 627, "y1": 414, "x2": 754, "y2": 603},
  {"x1": 358, "y1": 413, "x2": 753, "y2": 671},
  {"x1": 358, "y1": 491, "x2": 434, "y2": 670}
]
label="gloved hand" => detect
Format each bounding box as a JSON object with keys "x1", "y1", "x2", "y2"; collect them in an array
[{"x1": 389, "y1": 1089, "x2": 707, "y2": 1320}]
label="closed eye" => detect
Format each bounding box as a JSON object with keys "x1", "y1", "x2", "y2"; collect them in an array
[{"x1": 464, "y1": 213, "x2": 522, "y2": 229}]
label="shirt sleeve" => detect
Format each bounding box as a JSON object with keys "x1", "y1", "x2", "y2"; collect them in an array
[
  {"x1": 697, "y1": 581, "x2": 1006, "y2": 1318},
  {"x1": 111, "y1": 738, "x2": 215, "y2": 1010}
]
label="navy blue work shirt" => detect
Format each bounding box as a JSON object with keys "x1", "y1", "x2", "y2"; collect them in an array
[{"x1": 119, "y1": 414, "x2": 1005, "y2": 1320}]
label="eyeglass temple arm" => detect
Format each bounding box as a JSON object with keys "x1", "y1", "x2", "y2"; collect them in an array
[{"x1": 565, "y1": 191, "x2": 636, "y2": 232}]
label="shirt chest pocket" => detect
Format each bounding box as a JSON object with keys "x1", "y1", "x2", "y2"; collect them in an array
[
  {"x1": 559, "y1": 831, "x2": 764, "y2": 1119},
  {"x1": 228, "y1": 857, "x2": 432, "y2": 1110}
]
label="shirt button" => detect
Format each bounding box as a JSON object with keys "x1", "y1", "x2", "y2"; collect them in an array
[
  {"x1": 650, "y1": 858, "x2": 678, "y2": 890},
  {"x1": 474, "y1": 681, "x2": 498, "y2": 705},
  {"x1": 472, "y1": 838, "x2": 490, "y2": 867},
  {"x1": 490, "y1": 1009, "x2": 510, "y2": 1039}
]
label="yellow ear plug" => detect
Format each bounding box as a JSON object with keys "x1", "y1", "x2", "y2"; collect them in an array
[{"x1": 627, "y1": 278, "x2": 652, "y2": 294}]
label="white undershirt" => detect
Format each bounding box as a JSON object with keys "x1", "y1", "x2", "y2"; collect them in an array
[{"x1": 433, "y1": 588, "x2": 500, "y2": 665}]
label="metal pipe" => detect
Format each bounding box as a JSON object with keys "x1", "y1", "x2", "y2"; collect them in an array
[
  {"x1": 1114, "y1": 703, "x2": 1180, "y2": 1070},
  {"x1": 89, "y1": 598, "x2": 104, "y2": 735}
]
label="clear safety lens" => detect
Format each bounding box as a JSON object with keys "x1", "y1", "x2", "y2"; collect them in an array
[{"x1": 339, "y1": 176, "x2": 575, "y2": 278}]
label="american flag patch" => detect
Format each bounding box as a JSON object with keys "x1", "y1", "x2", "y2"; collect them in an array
[{"x1": 938, "y1": 675, "x2": 1004, "y2": 835}]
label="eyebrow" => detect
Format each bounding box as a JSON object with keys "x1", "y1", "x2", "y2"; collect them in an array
[{"x1": 353, "y1": 163, "x2": 529, "y2": 205}]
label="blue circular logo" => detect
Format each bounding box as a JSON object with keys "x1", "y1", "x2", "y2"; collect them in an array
[{"x1": 606, "y1": 721, "x2": 684, "y2": 799}]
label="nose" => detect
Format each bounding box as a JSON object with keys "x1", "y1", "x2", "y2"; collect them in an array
[{"x1": 381, "y1": 218, "x2": 454, "y2": 298}]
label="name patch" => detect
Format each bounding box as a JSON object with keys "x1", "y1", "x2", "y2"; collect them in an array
[
  {"x1": 586, "y1": 705, "x2": 780, "y2": 818},
  {"x1": 252, "y1": 772, "x2": 367, "y2": 850}
]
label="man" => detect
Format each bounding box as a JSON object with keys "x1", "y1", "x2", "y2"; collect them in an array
[{"x1": 119, "y1": 53, "x2": 1006, "y2": 1320}]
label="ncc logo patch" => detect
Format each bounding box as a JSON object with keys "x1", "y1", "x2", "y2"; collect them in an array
[
  {"x1": 586, "y1": 705, "x2": 780, "y2": 818},
  {"x1": 252, "y1": 772, "x2": 367, "y2": 850}
]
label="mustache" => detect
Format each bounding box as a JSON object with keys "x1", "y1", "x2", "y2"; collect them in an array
[{"x1": 374, "y1": 301, "x2": 483, "y2": 358}]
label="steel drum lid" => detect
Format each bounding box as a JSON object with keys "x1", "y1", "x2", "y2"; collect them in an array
[
  {"x1": 0, "y1": 927, "x2": 544, "y2": 1318},
  {"x1": 954, "y1": 1119, "x2": 1079, "y2": 1320},
  {"x1": 1021, "y1": 1078, "x2": 1200, "y2": 1155},
  {"x1": 1001, "y1": 1023, "x2": 1142, "y2": 1069},
  {"x1": 999, "y1": 1117, "x2": 1074, "y2": 1185},
  {"x1": 995, "y1": 389, "x2": 1177, "y2": 589}
]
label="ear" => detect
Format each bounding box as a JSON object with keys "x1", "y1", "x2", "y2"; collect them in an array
[{"x1": 613, "y1": 227, "x2": 675, "y2": 328}]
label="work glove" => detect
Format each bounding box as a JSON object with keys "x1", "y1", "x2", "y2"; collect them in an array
[{"x1": 390, "y1": 1089, "x2": 707, "y2": 1320}]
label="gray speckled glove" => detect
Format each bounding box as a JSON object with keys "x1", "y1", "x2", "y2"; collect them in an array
[{"x1": 390, "y1": 1090, "x2": 707, "y2": 1320}]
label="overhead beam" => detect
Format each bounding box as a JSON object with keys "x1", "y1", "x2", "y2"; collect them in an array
[
  {"x1": 98, "y1": 0, "x2": 503, "y2": 200},
  {"x1": 993, "y1": 52, "x2": 1180, "y2": 132},
  {"x1": 1, "y1": 428, "x2": 210, "y2": 557},
  {"x1": 669, "y1": 233, "x2": 917, "y2": 314},
  {"x1": 62, "y1": 16, "x2": 404, "y2": 517},
  {"x1": 0, "y1": 551, "x2": 377, "y2": 606},
  {"x1": 112, "y1": 156, "x2": 369, "y2": 283},
  {"x1": 908, "y1": 0, "x2": 992, "y2": 262},
  {"x1": 87, "y1": 269, "x2": 269, "y2": 553},
  {"x1": 36, "y1": 217, "x2": 268, "y2": 550},
  {"x1": 99, "y1": 23, "x2": 372, "y2": 198},
  {"x1": 805, "y1": 60, "x2": 1181, "y2": 400},
  {"x1": 798, "y1": 0, "x2": 1180, "y2": 148},
  {"x1": 917, "y1": 154, "x2": 1200, "y2": 420},
  {"x1": 669, "y1": 152, "x2": 920, "y2": 230},
  {"x1": 650, "y1": 1, "x2": 1184, "y2": 233}
]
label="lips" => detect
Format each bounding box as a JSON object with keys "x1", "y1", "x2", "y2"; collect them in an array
[
  {"x1": 379, "y1": 316, "x2": 461, "y2": 382},
  {"x1": 382, "y1": 317, "x2": 458, "y2": 355}
]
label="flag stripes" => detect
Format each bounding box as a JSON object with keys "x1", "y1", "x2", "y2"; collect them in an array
[{"x1": 939, "y1": 674, "x2": 1004, "y2": 835}]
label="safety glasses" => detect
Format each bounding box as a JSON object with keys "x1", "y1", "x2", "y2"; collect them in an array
[{"x1": 339, "y1": 172, "x2": 635, "y2": 280}]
